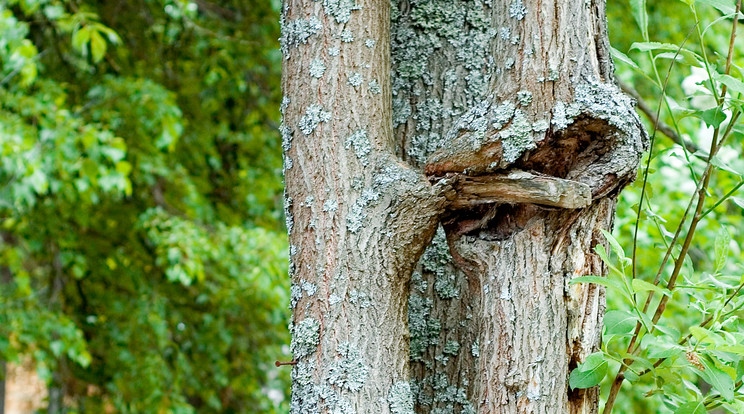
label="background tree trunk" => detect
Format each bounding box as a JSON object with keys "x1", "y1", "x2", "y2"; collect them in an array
[{"x1": 283, "y1": 0, "x2": 646, "y2": 412}]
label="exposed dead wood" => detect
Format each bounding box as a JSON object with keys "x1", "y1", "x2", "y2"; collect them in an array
[{"x1": 436, "y1": 170, "x2": 592, "y2": 210}]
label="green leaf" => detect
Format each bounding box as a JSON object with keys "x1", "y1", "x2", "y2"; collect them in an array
[
  {"x1": 604, "y1": 310, "x2": 638, "y2": 335},
  {"x1": 81, "y1": 159, "x2": 99, "y2": 181},
  {"x1": 690, "y1": 326, "x2": 715, "y2": 343},
  {"x1": 569, "y1": 352, "x2": 608, "y2": 389},
  {"x1": 717, "y1": 345, "x2": 744, "y2": 355},
  {"x1": 611, "y1": 47, "x2": 640, "y2": 70},
  {"x1": 655, "y1": 51, "x2": 702, "y2": 67},
  {"x1": 115, "y1": 160, "x2": 132, "y2": 176},
  {"x1": 90, "y1": 30, "x2": 106, "y2": 63},
  {"x1": 696, "y1": 0, "x2": 741, "y2": 16},
  {"x1": 570, "y1": 276, "x2": 632, "y2": 302},
  {"x1": 716, "y1": 74, "x2": 744, "y2": 96},
  {"x1": 709, "y1": 154, "x2": 743, "y2": 176},
  {"x1": 72, "y1": 26, "x2": 90, "y2": 53},
  {"x1": 701, "y1": 108, "x2": 727, "y2": 128},
  {"x1": 631, "y1": 42, "x2": 703, "y2": 66},
  {"x1": 632, "y1": 279, "x2": 672, "y2": 297},
  {"x1": 714, "y1": 228, "x2": 731, "y2": 272},
  {"x1": 601, "y1": 229, "x2": 626, "y2": 261},
  {"x1": 50, "y1": 340, "x2": 64, "y2": 357},
  {"x1": 697, "y1": 356, "x2": 735, "y2": 402},
  {"x1": 629, "y1": 0, "x2": 649, "y2": 38},
  {"x1": 674, "y1": 401, "x2": 707, "y2": 414}
]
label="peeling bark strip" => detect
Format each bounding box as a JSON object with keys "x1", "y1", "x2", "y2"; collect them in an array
[{"x1": 283, "y1": 0, "x2": 646, "y2": 412}]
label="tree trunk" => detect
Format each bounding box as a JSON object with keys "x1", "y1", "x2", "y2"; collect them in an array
[
  {"x1": 282, "y1": 0, "x2": 646, "y2": 412},
  {"x1": 281, "y1": 0, "x2": 447, "y2": 411}
]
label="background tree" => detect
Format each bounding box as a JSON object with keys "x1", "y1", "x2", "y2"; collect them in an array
[
  {"x1": 0, "y1": 0, "x2": 289, "y2": 412},
  {"x1": 282, "y1": 0, "x2": 646, "y2": 412}
]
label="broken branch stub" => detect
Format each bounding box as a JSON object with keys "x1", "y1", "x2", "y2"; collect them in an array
[{"x1": 435, "y1": 170, "x2": 592, "y2": 210}]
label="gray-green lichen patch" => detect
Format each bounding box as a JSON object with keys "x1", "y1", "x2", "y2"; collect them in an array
[
  {"x1": 328, "y1": 293, "x2": 342, "y2": 305},
  {"x1": 291, "y1": 317, "x2": 320, "y2": 359},
  {"x1": 509, "y1": 0, "x2": 526, "y2": 20},
  {"x1": 411, "y1": 271, "x2": 427, "y2": 293},
  {"x1": 347, "y1": 72, "x2": 363, "y2": 87},
  {"x1": 532, "y1": 119, "x2": 550, "y2": 133},
  {"x1": 290, "y1": 283, "x2": 302, "y2": 309},
  {"x1": 301, "y1": 280, "x2": 318, "y2": 296},
  {"x1": 280, "y1": 95, "x2": 290, "y2": 114},
  {"x1": 414, "y1": 373, "x2": 473, "y2": 413},
  {"x1": 309, "y1": 59, "x2": 326, "y2": 78},
  {"x1": 388, "y1": 381, "x2": 415, "y2": 414},
  {"x1": 322, "y1": 199, "x2": 338, "y2": 212},
  {"x1": 346, "y1": 164, "x2": 417, "y2": 232},
  {"x1": 551, "y1": 100, "x2": 581, "y2": 130},
  {"x1": 500, "y1": 109, "x2": 535, "y2": 163},
  {"x1": 346, "y1": 189, "x2": 378, "y2": 233},
  {"x1": 284, "y1": 156, "x2": 293, "y2": 170},
  {"x1": 340, "y1": 29, "x2": 354, "y2": 42},
  {"x1": 434, "y1": 272, "x2": 459, "y2": 299},
  {"x1": 393, "y1": 97, "x2": 412, "y2": 127},
  {"x1": 280, "y1": 123, "x2": 293, "y2": 152},
  {"x1": 492, "y1": 101, "x2": 516, "y2": 130},
  {"x1": 280, "y1": 16, "x2": 323, "y2": 58},
  {"x1": 500, "y1": 27, "x2": 510, "y2": 40},
  {"x1": 407, "y1": 132, "x2": 444, "y2": 165},
  {"x1": 408, "y1": 294, "x2": 440, "y2": 360},
  {"x1": 443, "y1": 340, "x2": 460, "y2": 356},
  {"x1": 517, "y1": 90, "x2": 533, "y2": 106},
  {"x1": 365, "y1": 38, "x2": 376, "y2": 48},
  {"x1": 299, "y1": 104, "x2": 331, "y2": 135},
  {"x1": 368, "y1": 79, "x2": 382, "y2": 95},
  {"x1": 290, "y1": 359, "x2": 320, "y2": 412},
  {"x1": 422, "y1": 227, "x2": 453, "y2": 271},
  {"x1": 471, "y1": 340, "x2": 480, "y2": 358},
  {"x1": 548, "y1": 68, "x2": 560, "y2": 81},
  {"x1": 344, "y1": 130, "x2": 371, "y2": 165},
  {"x1": 551, "y1": 78, "x2": 641, "y2": 136},
  {"x1": 504, "y1": 57, "x2": 515, "y2": 70},
  {"x1": 348, "y1": 289, "x2": 372, "y2": 308},
  {"x1": 329, "y1": 47, "x2": 340, "y2": 56},
  {"x1": 327, "y1": 342, "x2": 369, "y2": 391},
  {"x1": 321, "y1": 0, "x2": 360, "y2": 24},
  {"x1": 284, "y1": 195, "x2": 293, "y2": 234}
]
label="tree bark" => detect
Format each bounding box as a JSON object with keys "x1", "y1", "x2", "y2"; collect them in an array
[
  {"x1": 393, "y1": 0, "x2": 646, "y2": 413},
  {"x1": 281, "y1": 0, "x2": 447, "y2": 412},
  {"x1": 282, "y1": 0, "x2": 647, "y2": 412}
]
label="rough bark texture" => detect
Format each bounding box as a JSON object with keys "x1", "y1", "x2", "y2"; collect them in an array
[
  {"x1": 280, "y1": 0, "x2": 446, "y2": 412},
  {"x1": 282, "y1": 0, "x2": 647, "y2": 412},
  {"x1": 391, "y1": 0, "x2": 646, "y2": 413}
]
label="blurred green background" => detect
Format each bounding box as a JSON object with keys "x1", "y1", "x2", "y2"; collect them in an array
[{"x1": 1, "y1": 0, "x2": 743, "y2": 412}]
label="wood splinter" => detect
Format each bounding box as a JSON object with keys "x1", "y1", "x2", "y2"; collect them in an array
[{"x1": 437, "y1": 170, "x2": 592, "y2": 210}]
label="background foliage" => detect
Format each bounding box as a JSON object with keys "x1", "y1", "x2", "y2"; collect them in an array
[
  {"x1": 2, "y1": 0, "x2": 744, "y2": 413},
  {"x1": 0, "y1": 0, "x2": 289, "y2": 412},
  {"x1": 588, "y1": 0, "x2": 744, "y2": 412}
]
